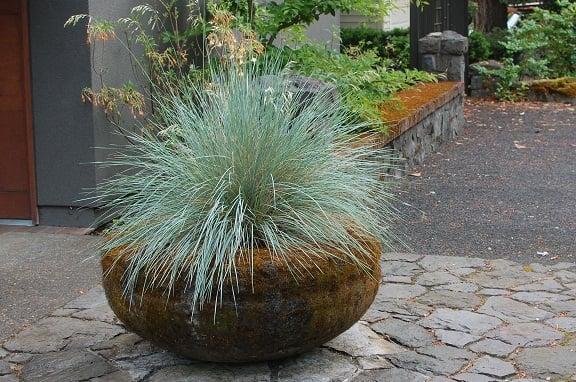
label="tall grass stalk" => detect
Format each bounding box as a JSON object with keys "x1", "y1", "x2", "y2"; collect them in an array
[{"x1": 95, "y1": 62, "x2": 398, "y2": 311}]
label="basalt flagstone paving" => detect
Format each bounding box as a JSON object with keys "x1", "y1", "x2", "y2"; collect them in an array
[
  {"x1": 0, "y1": 232, "x2": 101, "y2": 340},
  {"x1": 1, "y1": 254, "x2": 575, "y2": 381}
]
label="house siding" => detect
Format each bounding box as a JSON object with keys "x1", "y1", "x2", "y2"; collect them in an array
[
  {"x1": 28, "y1": 0, "x2": 97, "y2": 226},
  {"x1": 341, "y1": 0, "x2": 410, "y2": 30},
  {"x1": 28, "y1": 0, "x2": 144, "y2": 227},
  {"x1": 88, "y1": 0, "x2": 148, "y2": 190}
]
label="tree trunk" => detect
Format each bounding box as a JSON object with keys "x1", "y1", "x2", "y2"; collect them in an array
[{"x1": 474, "y1": 0, "x2": 508, "y2": 33}]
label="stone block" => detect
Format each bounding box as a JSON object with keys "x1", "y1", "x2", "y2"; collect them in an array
[
  {"x1": 21, "y1": 350, "x2": 116, "y2": 381},
  {"x1": 287, "y1": 75, "x2": 338, "y2": 105},
  {"x1": 440, "y1": 30, "x2": 469, "y2": 55},
  {"x1": 470, "y1": 75, "x2": 484, "y2": 90},
  {"x1": 469, "y1": 355, "x2": 516, "y2": 378},
  {"x1": 419, "y1": 33, "x2": 442, "y2": 54},
  {"x1": 421, "y1": 54, "x2": 437, "y2": 72},
  {"x1": 436, "y1": 54, "x2": 452, "y2": 72},
  {"x1": 446, "y1": 55, "x2": 466, "y2": 82},
  {"x1": 352, "y1": 368, "x2": 428, "y2": 382},
  {"x1": 387, "y1": 345, "x2": 474, "y2": 376},
  {"x1": 515, "y1": 346, "x2": 576, "y2": 379},
  {"x1": 371, "y1": 318, "x2": 435, "y2": 348},
  {"x1": 324, "y1": 323, "x2": 406, "y2": 357}
]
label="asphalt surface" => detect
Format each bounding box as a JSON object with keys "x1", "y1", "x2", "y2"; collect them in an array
[
  {"x1": 396, "y1": 99, "x2": 576, "y2": 264},
  {"x1": 0, "y1": 232, "x2": 101, "y2": 340}
]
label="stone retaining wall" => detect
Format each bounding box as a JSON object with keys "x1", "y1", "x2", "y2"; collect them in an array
[
  {"x1": 526, "y1": 91, "x2": 576, "y2": 105},
  {"x1": 359, "y1": 82, "x2": 465, "y2": 172},
  {"x1": 389, "y1": 83, "x2": 464, "y2": 169},
  {"x1": 469, "y1": 77, "x2": 576, "y2": 104},
  {"x1": 372, "y1": 29, "x2": 468, "y2": 172}
]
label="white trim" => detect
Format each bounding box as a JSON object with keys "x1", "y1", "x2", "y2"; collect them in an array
[{"x1": 0, "y1": 219, "x2": 34, "y2": 226}]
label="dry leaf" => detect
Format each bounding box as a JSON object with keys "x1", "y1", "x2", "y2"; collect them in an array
[{"x1": 514, "y1": 141, "x2": 527, "y2": 149}]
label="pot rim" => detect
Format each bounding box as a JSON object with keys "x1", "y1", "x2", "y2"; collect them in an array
[{"x1": 102, "y1": 235, "x2": 381, "y2": 286}]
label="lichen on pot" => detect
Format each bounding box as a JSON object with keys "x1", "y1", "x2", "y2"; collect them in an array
[
  {"x1": 102, "y1": 240, "x2": 381, "y2": 362},
  {"x1": 93, "y1": 60, "x2": 398, "y2": 362}
]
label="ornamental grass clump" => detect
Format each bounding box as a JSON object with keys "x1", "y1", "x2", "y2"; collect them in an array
[{"x1": 97, "y1": 63, "x2": 398, "y2": 311}]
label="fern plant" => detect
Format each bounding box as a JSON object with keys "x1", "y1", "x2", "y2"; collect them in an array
[{"x1": 95, "y1": 62, "x2": 398, "y2": 310}]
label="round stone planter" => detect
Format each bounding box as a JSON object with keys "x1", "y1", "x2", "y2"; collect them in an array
[{"x1": 101, "y1": 241, "x2": 381, "y2": 363}]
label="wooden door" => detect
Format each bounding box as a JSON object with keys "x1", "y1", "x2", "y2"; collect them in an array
[{"x1": 0, "y1": 0, "x2": 36, "y2": 221}]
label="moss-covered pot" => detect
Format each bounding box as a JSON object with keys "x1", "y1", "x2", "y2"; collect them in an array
[{"x1": 101, "y1": 241, "x2": 381, "y2": 363}]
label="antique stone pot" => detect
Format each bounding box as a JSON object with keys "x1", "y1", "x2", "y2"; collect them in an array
[{"x1": 101, "y1": 241, "x2": 381, "y2": 363}]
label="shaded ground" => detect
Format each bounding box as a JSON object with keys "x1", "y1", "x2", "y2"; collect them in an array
[
  {"x1": 0, "y1": 232, "x2": 101, "y2": 341},
  {"x1": 397, "y1": 100, "x2": 576, "y2": 264}
]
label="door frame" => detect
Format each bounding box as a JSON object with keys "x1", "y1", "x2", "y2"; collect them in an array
[{"x1": 19, "y1": 0, "x2": 38, "y2": 224}]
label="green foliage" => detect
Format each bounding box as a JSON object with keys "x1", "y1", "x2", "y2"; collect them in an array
[
  {"x1": 468, "y1": 0, "x2": 478, "y2": 20},
  {"x1": 66, "y1": 1, "x2": 429, "y2": 124},
  {"x1": 268, "y1": 45, "x2": 437, "y2": 126},
  {"x1": 216, "y1": 0, "x2": 404, "y2": 46},
  {"x1": 65, "y1": 2, "x2": 202, "y2": 123},
  {"x1": 504, "y1": 0, "x2": 576, "y2": 79},
  {"x1": 468, "y1": 31, "x2": 492, "y2": 63},
  {"x1": 485, "y1": 28, "x2": 509, "y2": 60},
  {"x1": 341, "y1": 27, "x2": 410, "y2": 69},
  {"x1": 474, "y1": 1, "x2": 575, "y2": 101},
  {"x1": 474, "y1": 58, "x2": 527, "y2": 101},
  {"x1": 96, "y1": 62, "x2": 398, "y2": 309},
  {"x1": 468, "y1": 28, "x2": 509, "y2": 63}
]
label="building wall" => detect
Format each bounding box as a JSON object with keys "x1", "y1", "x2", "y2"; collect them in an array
[
  {"x1": 306, "y1": 14, "x2": 341, "y2": 50},
  {"x1": 88, "y1": 0, "x2": 147, "y2": 189},
  {"x1": 28, "y1": 0, "x2": 144, "y2": 227},
  {"x1": 341, "y1": 0, "x2": 410, "y2": 30},
  {"x1": 28, "y1": 0, "x2": 97, "y2": 226},
  {"x1": 385, "y1": 0, "x2": 410, "y2": 30},
  {"x1": 273, "y1": 13, "x2": 341, "y2": 51}
]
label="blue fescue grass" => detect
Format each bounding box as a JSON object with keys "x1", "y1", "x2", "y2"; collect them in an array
[{"x1": 94, "y1": 62, "x2": 399, "y2": 311}]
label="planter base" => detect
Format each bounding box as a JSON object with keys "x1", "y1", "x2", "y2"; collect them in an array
[{"x1": 102, "y1": 244, "x2": 381, "y2": 363}]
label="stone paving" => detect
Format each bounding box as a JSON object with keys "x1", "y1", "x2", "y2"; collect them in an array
[{"x1": 1, "y1": 254, "x2": 575, "y2": 381}]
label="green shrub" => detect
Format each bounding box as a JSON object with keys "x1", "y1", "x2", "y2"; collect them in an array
[
  {"x1": 475, "y1": 1, "x2": 576, "y2": 101},
  {"x1": 96, "y1": 62, "x2": 398, "y2": 307},
  {"x1": 341, "y1": 27, "x2": 410, "y2": 69},
  {"x1": 485, "y1": 28, "x2": 509, "y2": 60},
  {"x1": 473, "y1": 58, "x2": 527, "y2": 101},
  {"x1": 468, "y1": 28, "x2": 509, "y2": 63},
  {"x1": 215, "y1": 0, "x2": 410, "y2": 47},
  {"x1": 468, "y1": 31, "x2": 492, "y2": 63},
  {"x1": 268, "y1": 45, "x2": 437, "y2": 127},
  {"x1": 67, "y1": 3, "x2": 430, "y2": 126},
  {"x1": 504, "y1": 0, "x2": 576, "y2": 79}
]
